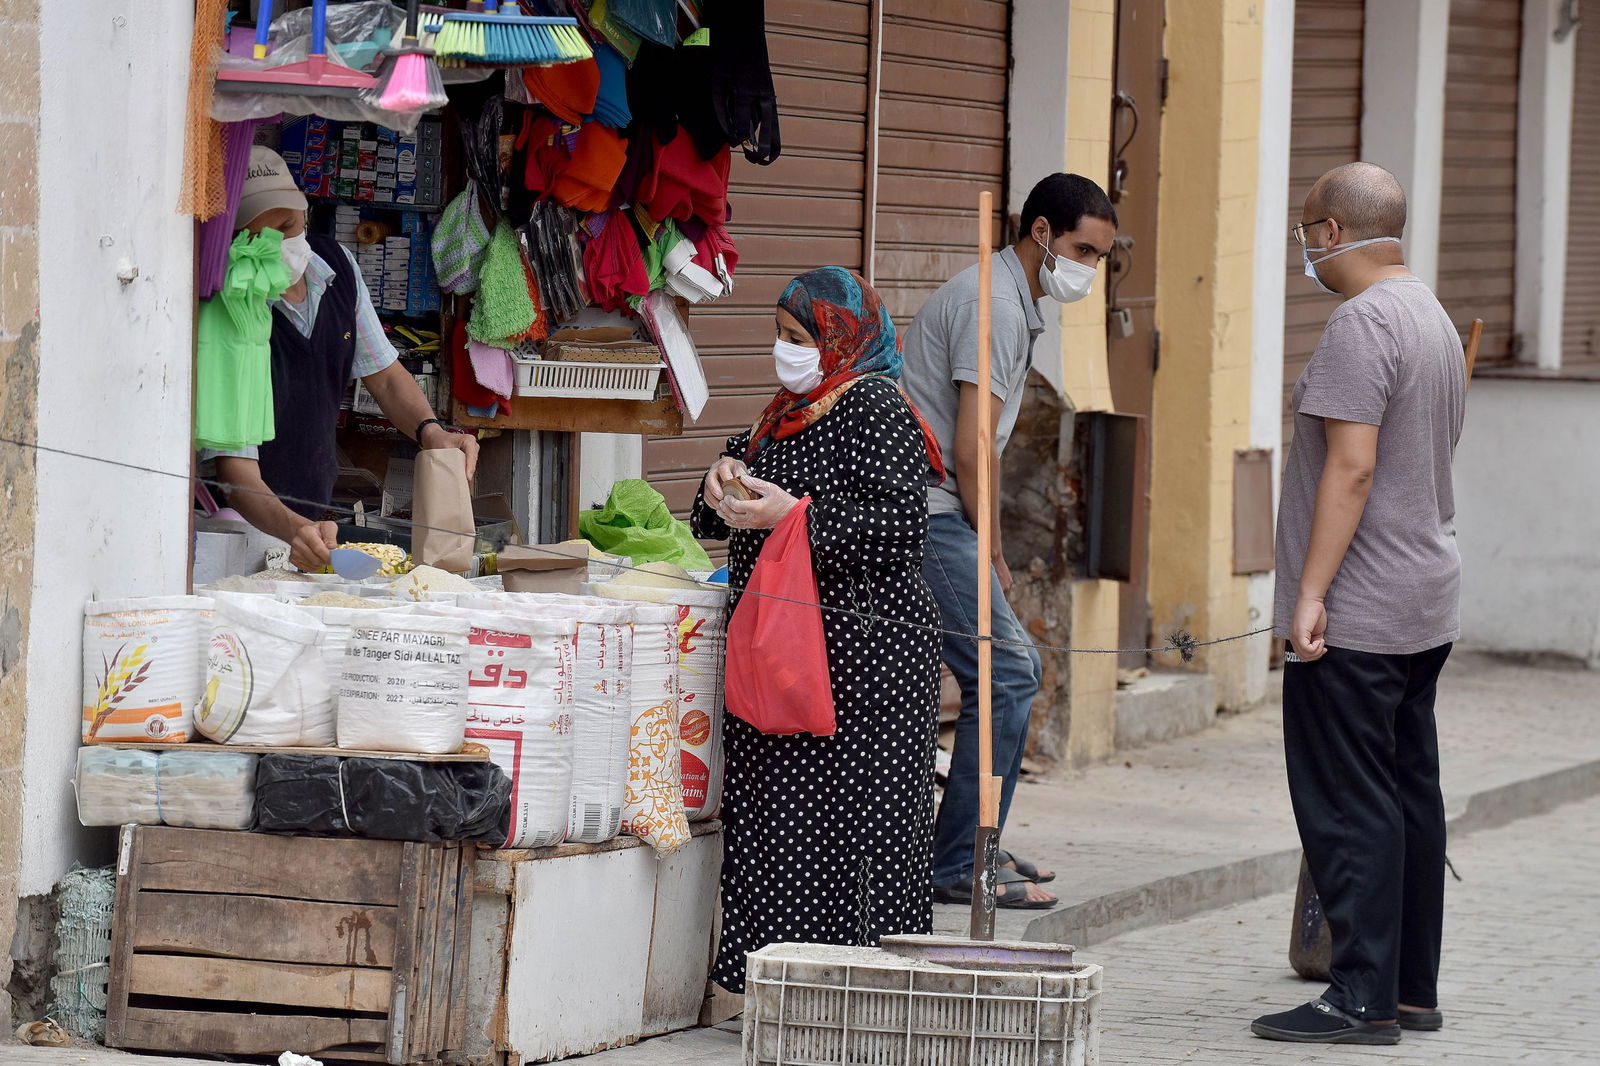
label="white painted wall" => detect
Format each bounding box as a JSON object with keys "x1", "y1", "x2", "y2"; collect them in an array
[
  {"x1": 1455, "y1": 381, "x2": 1600, "y2": 663},
  {"x1": 1515, "y1": 0, "x2": 1577, "y2": 370},
  {"x1": 1006, "y1": 0, "x2": 1071, "y2": 394},
  {"x1": 1361, "y1": 0, "x2": 1450, "y2": 287},
  {"x1": 1244, "y1": 0, "x2": 1295, "y2": 705},
  {"x1": 22, "y1": 2, "x2": 196, "y2": 894},
  {"x1": 579, "y1": 432, "x2": 644, "y2": 511}
]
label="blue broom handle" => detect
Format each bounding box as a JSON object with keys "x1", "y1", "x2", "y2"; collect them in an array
[
  {"x1": 311, "y1": 0, "x2": 327, "y2": 58},
  {"x1": 252, "y1": 0, "x2": 274, "y2": 59}
]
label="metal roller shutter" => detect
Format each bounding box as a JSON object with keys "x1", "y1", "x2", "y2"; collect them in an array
[
  {"x1": 1563, "y1": 20, "x2": 1600, "y2": 365},
  {"x1": 1283, "y1": 0, "x2": 1364, "y2": 450},
  {"x1": 873, "y1": 0, "x2": 1010, "y2": 326},
  {"x1": 644, "y1": 0, "x2": 1012, "y2": 518},
  {"x1": 645, "y1": 0, "x2": 872, "y2": 519},
  {"x1": 1438, "y1": 0, "x2": 1522, "y2": 358}
]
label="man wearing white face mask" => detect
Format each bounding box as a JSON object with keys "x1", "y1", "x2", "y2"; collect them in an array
[
  {"x1": 199, "y1": 147, "x2": 476, "y2": 573},
  {"x1": 1252, "y1": 163, "x2": 1466, "y2": 1046},
  {"x1": 901, "y1": 173, "x2": 1117, "y2": 909}
]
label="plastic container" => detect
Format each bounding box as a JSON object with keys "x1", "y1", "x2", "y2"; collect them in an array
[
  {"x1": 743, "y1": 943, "x2": 1102, "y2": 1066},
  {"x1": 512, "y1": 358, "x2": 663, "y2": 400}
]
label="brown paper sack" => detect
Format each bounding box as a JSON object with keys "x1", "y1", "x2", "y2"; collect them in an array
[{"x1": 413, "y1": 448, "x2": 475, "y2": 573}]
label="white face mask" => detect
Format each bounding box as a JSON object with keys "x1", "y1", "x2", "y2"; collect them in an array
[
  {"x1": 1302, "y1": 236, "x2": 1401, "y2": 295},
  {"x1": 1035, "y1": 236, "x2": 1097, "y2": 304},
  {"x1": 279, "y1": 233, "x2": 314, "y2": 282},
  {"x1": 773, "y1": 337, "x2": 824, "y2": 394}
]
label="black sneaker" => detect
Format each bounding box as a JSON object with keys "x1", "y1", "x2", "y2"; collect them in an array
[
  {"x1": 1251, "y1": 999, "x2": 1402, "y2": 1045},
  {"x1": 1399, "y1": 1010, "x2": 1444, "y2": 1031}
]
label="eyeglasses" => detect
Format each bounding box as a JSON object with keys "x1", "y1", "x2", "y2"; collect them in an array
[{"x1": 1292, "y1": 219, "x2": 1331, "y2": 248}]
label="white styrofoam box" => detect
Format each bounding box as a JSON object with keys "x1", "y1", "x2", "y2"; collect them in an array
[
  {"x1": 462, "y1": 826, "x2": 722, "y2": 1064},
  {"x1": 744, "y1": 945, "x2": 1102, "y2": 1066}
]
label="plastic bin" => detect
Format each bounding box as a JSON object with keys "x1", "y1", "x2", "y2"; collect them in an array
[
  {"x1": 743, "y1": 943, "x2": 1101, "y2": 1066},
  {"x1": 513, "y1": 359, "x2": 664, "y2": 400}
]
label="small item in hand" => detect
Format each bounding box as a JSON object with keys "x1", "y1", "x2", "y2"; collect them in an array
[{"x1": 722, "y1": 475, "x2": 753, "y2": 501}]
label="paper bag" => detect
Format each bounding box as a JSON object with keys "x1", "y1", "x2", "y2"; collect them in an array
[
  {"x1": 412, "y1": 448, "x2": 475, "y2": 574},
  {"x1": 498, "y1": 544, "x2": 589, "y2": 594}
]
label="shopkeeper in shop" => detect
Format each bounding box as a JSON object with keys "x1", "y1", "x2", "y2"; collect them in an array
[{"x1": 201, "y1": 148, "x2": 478, "y2": 571}]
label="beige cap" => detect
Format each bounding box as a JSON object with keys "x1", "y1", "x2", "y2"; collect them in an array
[{"x1": 235, "y1": 146, "x2": 308, "y2": 229}]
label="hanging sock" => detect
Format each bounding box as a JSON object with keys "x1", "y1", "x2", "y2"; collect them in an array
[{"x1": 708, "y1": 0, "x2": 781, "y2": 165}]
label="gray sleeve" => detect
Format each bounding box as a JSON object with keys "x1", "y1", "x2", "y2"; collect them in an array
[
  {"x1": 947, "y1": 297, "x2": 1029, "y2": 399},
  {"x1": 1299, "y1": 310, "x2": 1398, "y2": 426}
]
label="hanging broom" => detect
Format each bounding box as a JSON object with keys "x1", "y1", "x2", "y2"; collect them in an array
[
  {"x1": 424, "y1": 2, "x2": 594, "y2": 67},
  {"x1": 365, "y1": 0, "x2": 448, "y2": 112}
]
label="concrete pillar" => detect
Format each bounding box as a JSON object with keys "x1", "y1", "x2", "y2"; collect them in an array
[
  {"x1": 1150, "y1": 0, "x2": 1262, "y2": 710},
  {"x1": 1061, "y1": 0, "x2": 1119, "y2": 765},
  {"x1": 1007, "y1": 0, "x2": 1072, "y2": 394},
  {"x1": 1246, "y1": 0, "x2": 1295, "y2": 706},
  {"x1": 0, "y1": 0, "x2": 42, "y2": 1022},
  {"x1": 1515, "y1": 0, "x2": 1578, "y2": 370},
  {"x1": 23, "y1": 0, "x2": 198, "y2": 896},
  {"x1": 1361, "y1": 0, "x2": 1450, "y2": 288}
]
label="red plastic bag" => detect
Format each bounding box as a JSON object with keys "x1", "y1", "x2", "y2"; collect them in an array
[{"x1": 724, "y1": 497, "x2": 836, "y2": 736}]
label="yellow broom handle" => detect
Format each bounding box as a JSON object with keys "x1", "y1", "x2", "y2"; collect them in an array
[{"x1": 975, "y1": 191, "x2": 999, "y2": 827}]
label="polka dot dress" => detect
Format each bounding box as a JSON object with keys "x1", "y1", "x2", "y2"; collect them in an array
[{"x1": 691, "y1": 377, "x2": 941, "y2": 994}]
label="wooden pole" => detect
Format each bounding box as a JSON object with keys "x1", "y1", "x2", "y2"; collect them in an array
[
  {"x1": 968, "y1": 190, "x2": 1001, "y2": 941},
  {"x1": 1464, "y1": 318, "x2": 1484, "y2": 386}
]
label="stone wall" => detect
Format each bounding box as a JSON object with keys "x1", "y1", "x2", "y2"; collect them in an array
[{"x1": 0, "y1": 0, "x2": 41, "y2": 1025}]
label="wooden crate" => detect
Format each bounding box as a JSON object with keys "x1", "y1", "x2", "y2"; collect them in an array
[{"x1": 105, "y1": 825, "x2": 474, "y2": 1064}]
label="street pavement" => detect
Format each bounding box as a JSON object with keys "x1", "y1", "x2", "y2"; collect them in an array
[{"x1": 545, "y1": 791, "x2": 1600, "y2": 1064}]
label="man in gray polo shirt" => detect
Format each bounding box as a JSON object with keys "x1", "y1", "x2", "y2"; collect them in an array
[
  {"x1": 902, "y1": 174, "x2": 1117, "y2": 908},
  {"x1": 1252, "y1": 163, "x2": 1466, "y2": 1046}
]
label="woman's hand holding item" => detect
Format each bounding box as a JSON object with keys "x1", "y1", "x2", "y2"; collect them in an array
[
  {"x1": 702, "y1": 456, "x2": 750, "y2": 507},
  {"x1": 716, "y1": 474, "x2": 798, "y2": 530}
]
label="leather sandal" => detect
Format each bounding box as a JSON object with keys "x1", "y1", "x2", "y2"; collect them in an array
[
  {"x1": 931, "y1": 867, "x2": 1056, "y2": 910},
  {"x1": 998, "y1": 849, "x2": 1056, "y2": 884}
]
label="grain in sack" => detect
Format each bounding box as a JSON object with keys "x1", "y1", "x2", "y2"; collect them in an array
[
  {"x1": 425, "y1": 602, "x2": 578, "y2": 848},
  {"x1": 198, "y1": 593, "x2": 328, "y2": 746},
  {"x1": 338, "y1": 611, "x2": 471, "y2": 754},
  {"x1": 81, "y1": 596, "x2": 213, "y2": 744},
  {"x1": 294, "y1": 601, "x2": 415, "y2": 735},
  {"x1": 475, "y1": 593, "x2": 635, "y2": 843},
  {"x1": 621, "y1": 604, "x2": 690, "y2": 855},
  {"x1": 594, "y1": 582, "x2": 728, "y2": 820}
]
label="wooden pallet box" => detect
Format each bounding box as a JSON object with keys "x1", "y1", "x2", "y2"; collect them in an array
[{"x1": 105, "y1": 825, "x2": 474, "y2": 1064}]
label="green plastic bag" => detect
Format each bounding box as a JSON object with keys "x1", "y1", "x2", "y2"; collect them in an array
[{"x1": 578, "y1": 480, "x2": 713, "y2": 570}]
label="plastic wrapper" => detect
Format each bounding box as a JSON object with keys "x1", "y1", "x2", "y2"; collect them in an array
[
  {"x1": 75, "y1": 747, "x2": 257, "y2": 830},
  {"x1": 210, "y1": 3, "x2": 424, "y2": 131},
  {"x1": 253, "y1": 754, "x2": 512, "y2": 845}
]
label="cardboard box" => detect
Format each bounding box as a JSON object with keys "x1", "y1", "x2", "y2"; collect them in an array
[{"x1": 497, "y1": 544, "x2": 589, "y2": 595}]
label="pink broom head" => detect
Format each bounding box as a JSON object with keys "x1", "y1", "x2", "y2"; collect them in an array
[{"x1": 378, "y1": 49, "x2": 445, "y2": 112}]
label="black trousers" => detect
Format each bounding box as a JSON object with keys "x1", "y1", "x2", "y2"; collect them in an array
[{"x1": 1282, "y1": 641, "x2": 1452, "y2": 1021}]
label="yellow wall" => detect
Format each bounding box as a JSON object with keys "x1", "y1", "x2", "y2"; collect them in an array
[
  {"x1": 1149, "y1": 0, "x2": 1262, "y2": 708},
  {"x1": 1061, "y1": 0, "x2": 1118, "y2": 764}
]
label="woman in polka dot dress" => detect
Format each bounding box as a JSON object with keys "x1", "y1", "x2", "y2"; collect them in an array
[{"x1": 693, "y1": 267, "x2": 946, "y2": 994}]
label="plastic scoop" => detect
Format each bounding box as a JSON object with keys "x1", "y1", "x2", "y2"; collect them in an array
[{"x1": 329, "y1": 548, "x2": 383, "y2": 581}]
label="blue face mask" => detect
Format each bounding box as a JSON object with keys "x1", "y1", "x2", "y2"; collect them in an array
[{"x1": 1302, "y1": 236, "x2": 1401, "y2": 295}]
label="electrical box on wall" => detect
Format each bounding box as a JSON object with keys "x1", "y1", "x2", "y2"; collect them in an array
[{"x1": 1075, "y1": 411, "x2": 1147, "y2": 583}]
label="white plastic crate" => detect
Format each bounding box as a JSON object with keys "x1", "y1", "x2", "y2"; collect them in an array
[
  {"x1": 513, "y1": 358, "x2": 664, "y2": 400},
  {"x1": 744, "y1": 944, "x2": 1101, "y2": 1066}
]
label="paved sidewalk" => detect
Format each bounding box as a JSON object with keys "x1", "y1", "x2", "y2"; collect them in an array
[
  {"x1": 936, "y1": 651, "x2": 1600, "y2": 946},
  {"x1": 1093, "y1": 792, "x2": 1600, "y2": 1064}
]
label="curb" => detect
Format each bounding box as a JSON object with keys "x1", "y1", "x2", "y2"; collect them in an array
[{"x1": 1022, "y1": 755, "x2": 1600, "y2": 949}]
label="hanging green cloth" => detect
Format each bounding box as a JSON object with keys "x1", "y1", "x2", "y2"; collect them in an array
[
  {"x1": 578, "y1": 479, "x2": 714, "y2": 569},
  {"x1": 194, "y1": 228, "x2": 291, "y2": 452},
  {"x1": 468, "y1": 222, "x2": 540, "y2": 350}
]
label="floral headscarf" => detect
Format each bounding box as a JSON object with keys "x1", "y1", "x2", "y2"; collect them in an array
[{"x1": 745, "y1": 267, "x2": 945, "y2": 481}]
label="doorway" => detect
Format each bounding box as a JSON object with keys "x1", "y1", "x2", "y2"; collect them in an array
[{"x1": 1105, "y1": 0, "x2": 1164, "y2": 669}]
